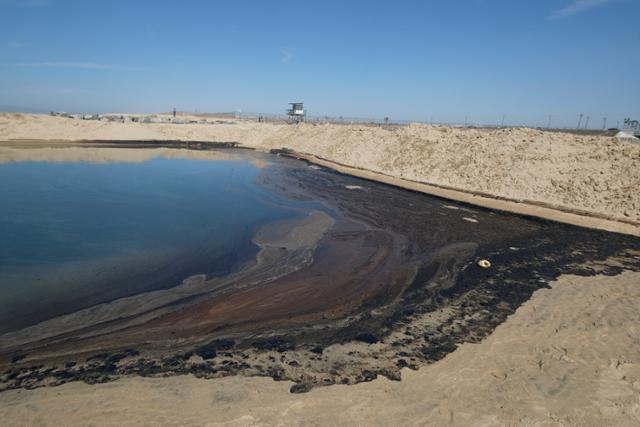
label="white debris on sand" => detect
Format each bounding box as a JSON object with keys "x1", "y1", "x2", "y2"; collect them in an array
[{"x1": 616, "y1": 131, "x2": 639, "y2": 142}]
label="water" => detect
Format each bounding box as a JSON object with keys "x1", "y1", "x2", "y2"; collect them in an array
[{"x1": 0, "y1": 151, "x2": 306, "y2": 333}]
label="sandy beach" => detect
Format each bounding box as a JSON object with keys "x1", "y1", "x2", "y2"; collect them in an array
[
  {"x1": 2, "y1": 271, "x2": 639, "y2": 426},
  {"x1": 1, "y1": 114, "x2": 640, "y2": 426},
  {"x1": 2, "y1": 113, "x2": 639, "y2": 226}
]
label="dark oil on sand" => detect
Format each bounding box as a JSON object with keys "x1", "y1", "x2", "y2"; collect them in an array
[{"x1": 1, "y1": 145, "x2": 639, "y2": 393}]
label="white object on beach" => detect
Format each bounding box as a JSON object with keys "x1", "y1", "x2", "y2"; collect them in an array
[
  {"x1": 615, "y1": 131, "x2": 638, "y2": 141},
  {"x1": 345, "y1": 185, "x2": 363, "y2": 190}
]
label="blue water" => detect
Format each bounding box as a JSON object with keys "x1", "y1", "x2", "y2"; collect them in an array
[{"x1": 0, "y1": 154, "x2": 306, "y2": 332}]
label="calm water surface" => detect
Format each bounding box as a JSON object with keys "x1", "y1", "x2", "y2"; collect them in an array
[{"x1": 0, "y1": 152, "x2": 308, "y2": 332}]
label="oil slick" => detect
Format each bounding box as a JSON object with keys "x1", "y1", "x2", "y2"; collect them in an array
[{"x1": 1, "y1": 145, "x2": 639, "y2": 394}]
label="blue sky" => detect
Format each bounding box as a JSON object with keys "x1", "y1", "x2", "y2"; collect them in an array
[{"x1": 0, "y1": 0, "x2": 638, "y2": 127}]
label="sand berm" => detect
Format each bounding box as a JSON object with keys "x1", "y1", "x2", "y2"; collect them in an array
[{"x1": 2, "y1": 112, "x2": 639, "y2": 226}]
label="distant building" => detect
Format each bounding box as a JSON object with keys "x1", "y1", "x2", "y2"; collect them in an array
[{"x1": 287, "y1": 102, "x2": 305, "y2": 123}]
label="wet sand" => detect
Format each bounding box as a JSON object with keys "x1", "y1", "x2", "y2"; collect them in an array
[
  {"x1": 3, "y1": 271, "x2": 639, "y2": 427},
  {"x1": 1, "y1": 146, "x2": 639, "y2": 396}
]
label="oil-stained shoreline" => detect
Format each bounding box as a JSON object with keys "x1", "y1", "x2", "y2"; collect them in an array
[{"x1": 1, "y1": 146, "x2": 640, "y2": 393}]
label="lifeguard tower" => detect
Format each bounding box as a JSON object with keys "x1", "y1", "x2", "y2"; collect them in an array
[{"x1": 287, "y1": 102, "x2": 305, "y2": 123}]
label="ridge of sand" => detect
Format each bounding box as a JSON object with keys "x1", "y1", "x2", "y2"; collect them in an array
[
  {"x1": 1, "y1": 113, "x2": 639, "y2": 226},
  {"x1": 2, "y1": 271, "x2": 639, "y2": 426},
  {"x1": 287, "y1": 150, "x2": 640, "y2": 236}
]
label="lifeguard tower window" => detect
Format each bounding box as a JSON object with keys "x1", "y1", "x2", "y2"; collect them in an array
[{"x1": 287, "y1": 102, "x2": 305, "y2": 123}]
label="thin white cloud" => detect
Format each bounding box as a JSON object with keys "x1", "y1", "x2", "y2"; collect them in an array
[
  {"x1": 548, "y1": 0, "x2": 615, "y2": 20},
  {"x1": 11, "y1": 62, "x2": 132, "y2": 70},
  {"x1": 280, "y1": 48, "x2": 293, "y2": 63}
]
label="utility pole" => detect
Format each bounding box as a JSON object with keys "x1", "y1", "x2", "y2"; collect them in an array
[
  {"x1": 577, "y1": 113, "x2": 584, "y2": 129},
  {"x1": 547, "y1": 115, "x2": 552, "y2": 129},
  {"x1": 602, "y1": 117, "x2": 607, "y2": 130},
  {"x1": 501, "y1": 115, "x2": 505, "y2": 127},
  {"x1": 616, "y1": 120, "x2": 620, "y2": 129},
  {"x1": 464, "y1": 116, "x2": 468, "y2": 127},
  {"x1": 585, "y1": 116, "x2": 590, "y2": 129}
]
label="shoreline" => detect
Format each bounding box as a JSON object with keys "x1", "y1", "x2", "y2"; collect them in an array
[
  {"x1": 2, "y1": 146, "x2": 638, "y2": 395},
  {"x1": 276, "y1": 149, "x2": 640, "y2": 237},
  {"x1": 3, "y1": 138, "x2": 638, "y2": 236},
  {"x1": 2, "y1": 270, "x2": 640, "y2": 426},
  {"x1": 2, "y1": 112, "x2": 639, "y2": 225}
]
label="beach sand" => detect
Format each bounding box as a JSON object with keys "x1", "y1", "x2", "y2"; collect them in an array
[{"x1": 2, "y1": 271, "x2": 639, "y2": 426}]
